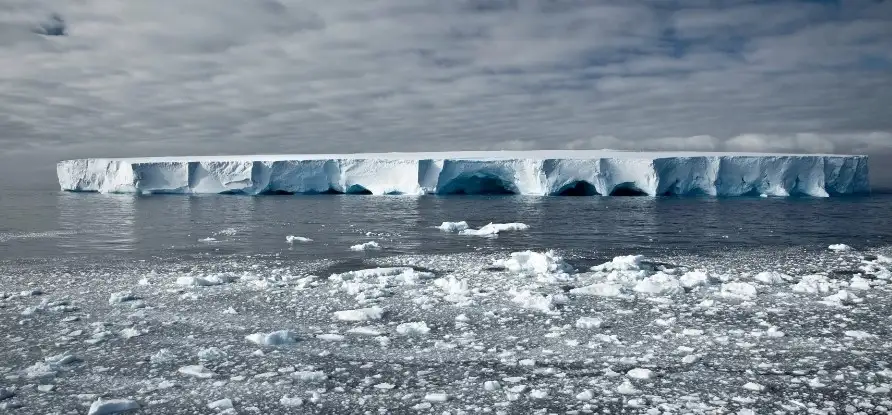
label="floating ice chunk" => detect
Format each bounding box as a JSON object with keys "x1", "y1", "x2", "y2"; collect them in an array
[
  {"x1": 24, "y1": 362, "x2": 58, "y2": 380},
  {"x1": 592, "y1": 255, "x2": 647, "y2": 272},
  {"x1": 821, "y1": 290, "x2": 862, "y2": 306},
  {"x1": 0, "y1": 388, "x2": 12, "y2": 401},
  {"x1": 828, "y1": 244, "x2": 853, "y2": 252},
  {"x1": 208, "y1": 398, "x2": 233, "y2": 410},
  {"x1": 616, "y1": 380, "x2": 641, "y2": 395},
  {"x1": 396, "y1": 322, "x2": 431, "y2": 336},
  {"x1": 575, "y1": 317, "x2": 603, "y2": 329},
  {"x1": 293, "y1": 370, "x2": 328, "y2": 382},
  {"x1": 178, "y1": 365, "x2": 216, "y2": 379},
  {"x1": 198, "y1": 347, "x2": 227, "y2": 362},
  {"x1": 350, "y1": 241, "x2": 381, "y2": 251},
  {"x1": 346, "y1": 326, "x2": 382, "y2": 336},
  {"x1": 753, "y1": 271, "x2": 790, "y2": 285},
  {"x1": 570, "y1": 282, "x2": 623, "y2": 297},
  {"x1": 511, "y1": 290, "x2": 564, "y2": 313},
  {"x1": 108, "y1": 292, "x2": 136, "y2": 304},
  {"x1": 792, "y1": 275, "x2": 833, "y2": 294},
  {"x1": 849, "y1": 276, "x2": 871, "y2": 290},
  {"x1": 87, "y1": 398, "x2": 140, "y2": 415},
  {"x1": 483, "y1": 381, "x2": 501, "y2": 391},
  {"x1": 529, "y1": 389, "x2": 548, "y2": 399},
  {"x1": 459, "y1": 222, "x2": 529, "y2": 237},
  {"x1": 280, "y1": 396, "x2": 304, "y2": 407},
  {"x1": 245, "y1": 330, "x2": 298, "y2": 346},
  {"x1": 286, "y1": 235, "x2": 313, "y2": 243},
  {"x1": 682, "y1": 328, "x2": 704, "y2": 336},
  {"x1": 575, "y1": 390, "x2": 594, "y2": 401},
  {"x1": 634, "y1": 273, "x2": 683, "y2": 295},
  {"x1": 316, "y1": 333, "x2": 346, "y2": 342},
  {"x1": 626, "y1": 368, "x2": 654, "y2": 380},
  {"x1": 720, "y1": 282, "x2": 757, "y2": 299},
  {"x1": 424, "y1": 393, "x2": 448, "y2": 402},
  {"x1": 334, "y1": 306, "x2": 385, "y2": 321},
  {"x1": 494, "y1": 251, "x2": 572, "y2": 279},
  {"x1": 679, "y1": 270, "x2": 710, "y2": 288},
  {"x1": 682, "y1": 355, "x2": 700, "y2": 364},
  {"x1": 373, "y1": 383, "x2": 395, "y2": 390},
  {"x1": 434, "y1": 276, "x2": 470, "y2": 301},
  {"x1": 44, "y1": 353, "x2": 78, "y2": 366},
  {"x1": 743, "y1": 382, "x2": 765, "y2": 392},
  {"x1": 150, "y1": 349, "x2": 176, "y2": 364},
  {"x1": 119, "y1": 327, "x2": 142, "y2": 339},
  {"x1": 437, "y1": 221, "x2": 469, "y2": 232},
  {"x1": 844, "y1": 330, "x2": 874, "y2": 339},
  {"x1": 199, "y1": 237, "x2": 217, "y2": 243}
]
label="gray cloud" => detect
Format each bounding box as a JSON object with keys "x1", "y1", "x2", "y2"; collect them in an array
[{"x1": 0, "y1": 0, "x2": 891, "y2": 188}]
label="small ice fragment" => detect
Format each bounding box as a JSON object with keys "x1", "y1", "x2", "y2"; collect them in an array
[
  {"x1": 591, "y1": 255, "x2": 647, "y2": 272},
  {"x1": 45, "y1": 354, "x2": 78, "y2": 365},
  {"x1": 459, "y1": 222, "x2": 529, "y2": 237},
  {"x1": 349, "y1": 241, "x2": 381, "y2": 251},
  {"x1": 616, "y1": 380, "x2": 641, "y2": 395},
  {"x1": 575, "y1": 317, "x2": 602, "y2": 329},
  {"x1": 437, "y1": 221, "x2": 469, "y2": 232},
  {"x1": 682, "y1": 355, "x2": 699, "y2": 364},
  {"x1": 293, "y1": 370, "x2": 327, "y2": 382},
  {"x1": 37, "y1": 384, "x2": 55, "y2": 392},
  {"x1": 575, "y1": 390, "x2": 594, "y2": 401},
  {"x1": 743, "y1": 382, "x2": 765, "y2": 392},
  {"x1": 150, "y1": 349, "x2": 176, "y2": 364},
  {"x1": 570, "y1": 283, "x2": 623, "y2": 297},
  {"x1": 245, "y1": 330, "x2": 298, "y2": 346},
  {"x1": 374, "y1": 383, "x2": 395, "y2": 390},
  {"x1": 483, "y1": 381, "x2": 501, "y2": 391},
  {"x1": 108, "y1": 292, "x2": 136, "y2": 304},
  {"x1": 529, "y1": 389, "x2": 548, "y2": 399},
  {"x1": 828, "y1": 244, "x2": 852, "y2": 252},
  {"x1": 720, "y1": 282, "x2": 757, "y2": 299},
  {"x1": 334, "y1": 306, "x2": 384, "y2": 322},
  {"x1": 396, "y1": 322, "x2": 430, "y2": 336},
  {"x1": 178, "y1": 365, "x2": 216, "y2": 379},
  {"x1": 626, "y1": 368, "x2": 654, "y2": 380},
  {"x1": 346, "y1": 326, "x2": 382, "y2": 336},
  {"x1": 316, "y1": 333, "x2": 346, "y2": 342},
  {"x1": 424, "y1": 393, "x2": 448, "y2": 402},
  {"x1": 844, "y1": 330, "x2": 874, "y2": 339},
  {"x1": 682, "y1": 328, "x2": 704, "y2": 336},
  {"x1": 198, "y1": 347, "x2": 227, "y2": 362},
  {"x1": 286, "y1": 235, "x2": 313, "y2": 243},
  {"x1": 280, "y1": 396, "x2": 303, "y2": 407},
  {"x1": 87, "y1": 398, "x2": 140, "y2": 415},
  {"x1": 207, "y1": 398, "x2": 233, "y2": 410}
]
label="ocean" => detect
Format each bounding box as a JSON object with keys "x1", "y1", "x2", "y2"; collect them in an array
[{"x1": 1, "y1": 191, "x2": 891, "y2": 413}]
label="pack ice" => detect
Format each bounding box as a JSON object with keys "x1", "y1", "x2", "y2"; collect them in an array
[{"x1": 57, "y1": 150, "x2": 869, "y2": 197}]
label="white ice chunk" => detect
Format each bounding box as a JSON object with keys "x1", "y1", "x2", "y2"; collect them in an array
[
  {"x1": 334, "y1": 306, "x2": 385, "y2": 321},
  {"x1": 178, "y1": 365, "x2": 216, "y2": 379},
  {"x1": 753, "y1": 271, "x2": 790, "y2": 285},
  {"x1": 592, "y1": 255, "x2": 647, "y2": 272},
  {"x1": 494, "y1": 251, "x2": 572, "y2": 279},
  {"x1": 575, "y1": 317, "x2": 603, "y2": 329},
  {"x1": 437, "y1": 221, "x2": 469, "y2": 232},
  {"x1": 87, "y1": 398, "x2": 140, "y2": 415},
  {"x1": 396, "y1": 322, "x2": 431, "y2": 336},
  {"x1": 349, "y1": 241, "x2": 381, "y2": 251},
  {"x1": 286, "y1": 235, "x2": 313, "y2": 243},
  {"x1": 570, "y1": 283, "x2": 623, "y2": 297},
  {"x1": 245, "y1": 330, "x2": 298, "y2": 346},
  {"x1": 626, "y1": 368, "x2": 654, "y2": 380},
  {"x1": 634, "y1": 273, "x2": 683, "y2": 295},
  {"x1": 720, "y1": 282, "x2": 757, "y2": 299},
  {"x1": 828, "y1": 244, "x2": 853, "y2": 252},
  {"x1": 459, "y1": 222, "x2": 529, "y2": 237}
]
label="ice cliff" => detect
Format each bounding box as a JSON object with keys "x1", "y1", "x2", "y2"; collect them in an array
[{"x1": 56, "y1": 151, "x2": 870, "y2": 197}]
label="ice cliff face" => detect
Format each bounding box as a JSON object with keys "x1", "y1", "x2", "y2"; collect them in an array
[{"x1": 56, "y1": 151, "x2": 870, "y2": 197}]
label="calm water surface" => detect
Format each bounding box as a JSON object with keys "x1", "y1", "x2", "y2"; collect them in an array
[{"x1": 2, "y1": 191, "x2": 890, "y2": 261}]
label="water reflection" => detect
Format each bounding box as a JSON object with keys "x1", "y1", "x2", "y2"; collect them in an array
[{"x1": 57, "y1": 192, "x2": 135, "y2": 254}]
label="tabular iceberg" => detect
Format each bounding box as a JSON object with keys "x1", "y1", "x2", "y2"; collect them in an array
[{"x1": 56, "y1": 150, "x2": 870, "y2": 197}]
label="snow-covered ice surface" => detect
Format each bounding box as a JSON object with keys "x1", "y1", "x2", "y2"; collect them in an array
[
  {"x1": 57, "y1": 150, "x2": 870, "y2": 197},
  {"x1": 3, "y1": 244, "x2": 892, "y2": 414}
]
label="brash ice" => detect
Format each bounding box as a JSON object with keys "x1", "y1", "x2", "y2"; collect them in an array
[{"x1": 56, "y1": 150, "x2": 870, "y2": 197}]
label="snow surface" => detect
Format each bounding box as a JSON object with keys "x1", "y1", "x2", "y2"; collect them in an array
[{"x1": 57, "y1": 150, "x2": 870, "y2": 196}]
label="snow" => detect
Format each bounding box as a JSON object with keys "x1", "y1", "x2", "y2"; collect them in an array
[
  {"x1": 87, "y1": 398, "x2": 140, "y2": 415},
  {"x1": 57, "y1": 151, "x2": 870, "y2": 196}
]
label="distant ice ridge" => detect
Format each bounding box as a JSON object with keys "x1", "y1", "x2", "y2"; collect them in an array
[{"x1": 57, "y1": 150, "x2": 870, "y2": 197}]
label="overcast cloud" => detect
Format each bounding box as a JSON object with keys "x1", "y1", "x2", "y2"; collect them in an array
[{"x1": 1, "y1": 0, "x2": 891, "y2": 189}]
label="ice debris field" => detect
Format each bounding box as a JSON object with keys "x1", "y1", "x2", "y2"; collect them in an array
[
  {"x1": 2, "y1": 228, "x2": 892, "y2": 414},
  {"x1": 57, "y1": 150, "x2": 870, "y2": 197}
]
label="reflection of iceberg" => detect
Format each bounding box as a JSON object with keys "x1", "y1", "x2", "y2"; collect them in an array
[
  {"x1": 56, "y1": 193, "x2": 135, "y2": 253},
  {"x1": 57, "y1": 151, "x2": 870, "y2": 197}
]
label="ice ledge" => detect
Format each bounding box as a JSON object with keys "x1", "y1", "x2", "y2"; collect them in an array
[{"x1": 56, "y1": 151, "x2": 870, "y2": 197}]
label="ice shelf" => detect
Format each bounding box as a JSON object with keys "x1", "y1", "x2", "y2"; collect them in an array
[{"x1": 56, "y1": 151, "x2": 870, "y2": 197}]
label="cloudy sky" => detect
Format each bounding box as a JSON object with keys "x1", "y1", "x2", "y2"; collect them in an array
[{"x1": 1, "y1": 0, "x2": 891, "y2": 189}]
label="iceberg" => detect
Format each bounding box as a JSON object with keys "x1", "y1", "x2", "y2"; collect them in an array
[{"x1": 56, "y1": 150, "x2": 869, "y2": 197}]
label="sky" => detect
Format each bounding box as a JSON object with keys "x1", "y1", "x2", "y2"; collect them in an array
[{"x1": 1, "y1": 0, "x2": 891, "y2": 189}]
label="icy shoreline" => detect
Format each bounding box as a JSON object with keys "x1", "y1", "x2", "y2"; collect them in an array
[{"x1": 56, "y1": 150, "x2": 870, "y2": 197}]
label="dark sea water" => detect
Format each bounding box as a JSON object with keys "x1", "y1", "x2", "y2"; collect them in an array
[
  {"x1": 2, "y1": 191, "x2": 891, "y2": 261},
  {"x1": 3, "y1": 191, "x2": 892, "y2": 414}
]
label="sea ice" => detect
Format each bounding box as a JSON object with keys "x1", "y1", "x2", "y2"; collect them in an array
[
  {"x1": 349, "y1": 241, "x2": 381, "y2": 251},
  {"x1": 334, "y1": 306, "x2": 385, "y2": 321},
  {"x1": 87, "y1": 398, "x2": 140, "y2": 415},
  {"x1": 244, "y1": 330, "x2": 298, "y2": 346},
  {"x1": 286, "y1": 235, "x2": 313, "y2": 243}
]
